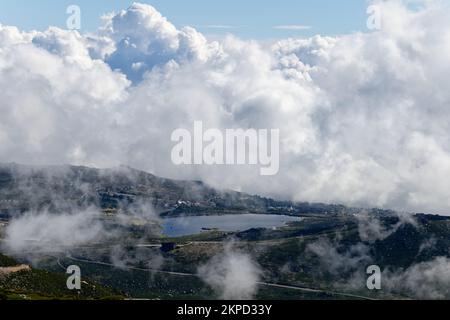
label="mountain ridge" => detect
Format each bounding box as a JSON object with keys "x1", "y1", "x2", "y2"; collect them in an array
[{"x1": 0, "y1": 162, "x2": 426, "y2": 219}]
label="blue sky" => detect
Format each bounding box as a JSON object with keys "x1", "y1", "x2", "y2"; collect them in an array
[{"x1": 0, "y1": 0, "x2": 371, "y2": 38}]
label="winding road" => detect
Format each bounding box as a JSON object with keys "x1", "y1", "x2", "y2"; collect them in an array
[{"x1": 58, "y1": 255, "x2": 377, "y2": 300}]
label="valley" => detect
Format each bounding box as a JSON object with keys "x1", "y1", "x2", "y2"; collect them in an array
[{"x1": 0, "y1": 163, "x2": 449, "y2": 300}]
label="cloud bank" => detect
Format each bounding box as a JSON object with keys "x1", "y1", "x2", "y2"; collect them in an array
[{"x1": 1, "y1": 1, "x2": 450, "y2": 214}]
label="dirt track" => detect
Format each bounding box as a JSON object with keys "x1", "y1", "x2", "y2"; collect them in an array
[{"x1": 0, "y1": 265, "x2": 31, "y2": 275}]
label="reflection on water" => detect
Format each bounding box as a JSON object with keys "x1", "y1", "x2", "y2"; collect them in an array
[{"x1": 162, "y1": 214, "x2": 302, "y2": 237}]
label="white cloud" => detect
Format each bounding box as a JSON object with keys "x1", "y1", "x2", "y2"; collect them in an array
[
  {"x1": 3, "y1": 209, "x2": 108, "y2": 255},
  {"x1": 384, "y1": 257, "x2": 450, "y2": 299},
  {"x1": 307, "y1": 238, "x2": 372, "y2": 275},
  {"x1": 198, "y1": 243, "x2": 262, "y2": 299},
  {"x1": 306, "y1": 232, "x2": 450, "y2": 299},
  {"x1": 356, "y1": 211, "x2": 416, "y2": 243},
  {"x1": 98, "y1": 3, "x2": 223, "y2": 82},
  {"x1": 0, "y1": 1, "x2": 450, "y2": 214}
]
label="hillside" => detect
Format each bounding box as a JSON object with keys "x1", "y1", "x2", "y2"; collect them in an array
[
  {"x1": 1, "y1": 164, "x2": 450, "y2": 300},
  {"x1": 0, "y1": 254, "x2": 122, "y2": 300},
  {"x1": 0, "y1": 163, "x2": 376, "y2": 219}
]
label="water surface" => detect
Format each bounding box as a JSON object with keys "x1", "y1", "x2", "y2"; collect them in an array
[{"x1": 162, "y1": 214, "x2": 301, "y2": 237}]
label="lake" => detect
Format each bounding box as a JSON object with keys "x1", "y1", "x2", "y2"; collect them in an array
[{"x1": 162, "y1": 214, "x2": 302, "y2": 237}]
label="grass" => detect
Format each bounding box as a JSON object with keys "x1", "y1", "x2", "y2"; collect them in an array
[{"x1": 0, "y1": 253, "x2": 124, "y2": 300}]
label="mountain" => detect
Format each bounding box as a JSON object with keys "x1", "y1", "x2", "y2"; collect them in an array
[
  {"x1": 0, "y1": 253, "x2": 122, "y2": 300},
  {"x1": 2, "y1": 164, "x2": 450, "y2": 300},
  {"x1": 0, "y1": 163, "x2": 381, "y2": 219}
]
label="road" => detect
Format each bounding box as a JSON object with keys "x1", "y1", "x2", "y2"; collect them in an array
[
  {"x1": 60, "y1": 255, "x2": 195, "y2": 277},
  {"x1": 59, "y1": 255, "x2": 376, "y2": 300},
  {"x1": 256, "y1": 282, "x2": 377, "y2": 300}
]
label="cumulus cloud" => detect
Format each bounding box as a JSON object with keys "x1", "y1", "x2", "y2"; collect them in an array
[
  {"x1": 198, "y1": 243, "x2": 262, "y2": 300},
  {"x1": 99, "y1": 3, "x2": 222, "y2": 82},
  {"x1": 0, "y1": 1, "x2": 450, "y2": 214}
]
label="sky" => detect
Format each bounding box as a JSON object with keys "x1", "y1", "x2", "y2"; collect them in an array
[{"x1": 0, "y1": 0, "x2": 370, "y2": 39}]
